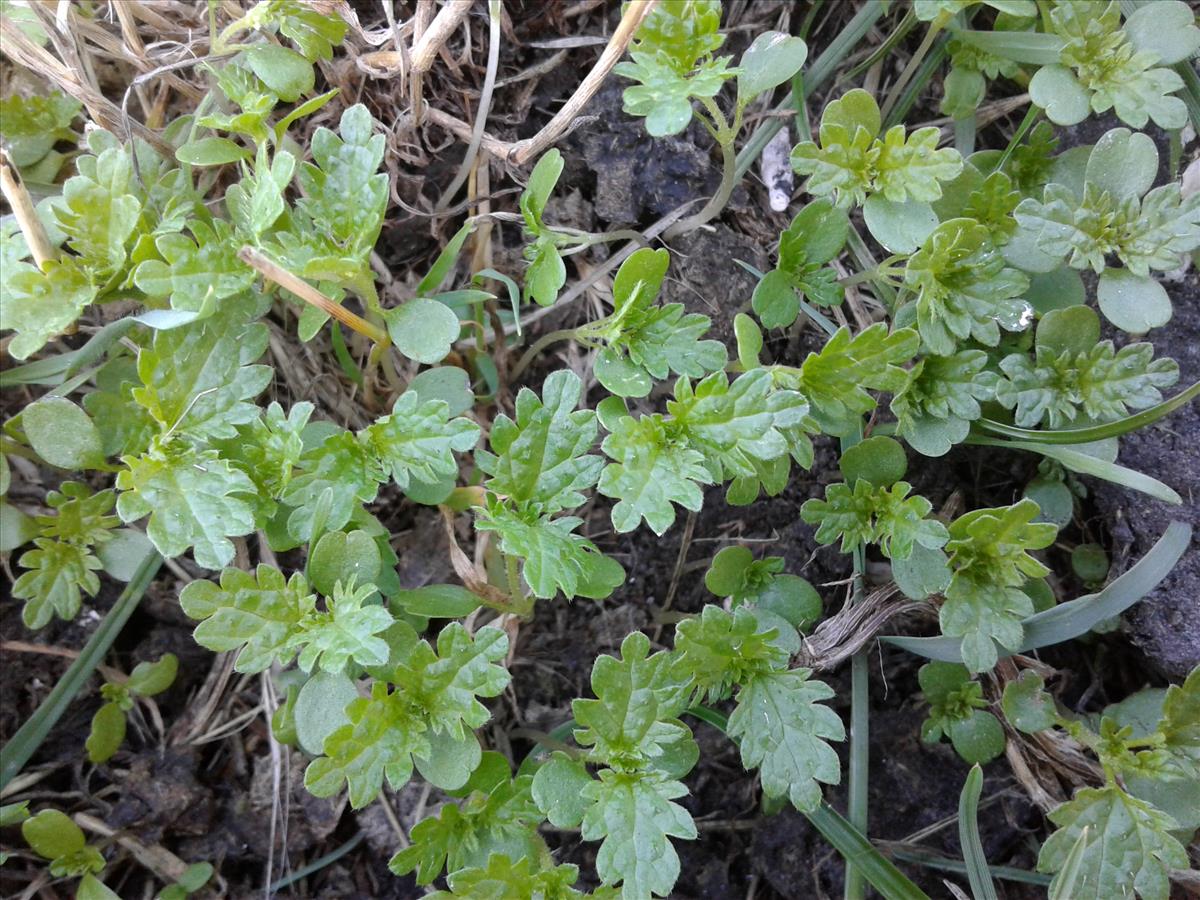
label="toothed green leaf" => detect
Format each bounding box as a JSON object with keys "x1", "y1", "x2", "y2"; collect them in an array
[
  {"x1": 362, "y1": 391, "x2": 479, "y2": 490},
  {"x1": 1, "y1": 258, "x2": 96, "y2": 361},
  {"x1": 305, "y1": 624, "x2": 509, "y2": 808},
  {"x1": 116, "y1": 439, "x2": 257, "y2": 569},
  {"x1": 801, "y1": 480, "x2": 948, "y2": 560},
  {"x1": 580, "y1": 769, "x2": 698, "y2": 898},
  {"x1": 1038, "y1": 785, "x2": 1187, "y2": 900},
  {"x1": 476, "y1": 369, "x2": 601, "y2": 515},
  {"x1": 132, "y1": 292, "x2": 272, "y2": 441},
  {"x1": 892, "y1": 350, "x2": 997, "y2": 457},
  {"x1": 905, "y1": 218, "x2": 1031, "y2": 356},
  {"x1": 290, "y1": 579, "x2": 394, "y2": 674},
  {"x1": 728, "y1": 668, "x2": 844, "y2": 812}
]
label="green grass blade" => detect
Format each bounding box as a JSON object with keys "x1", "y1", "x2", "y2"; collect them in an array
[
  {"x1": 958, "y1": 765, "x2": 998, "y2": 900},
  {"x1": 889, "y1": 848, "x2": 1051, "y2": 886},
  {"x1": 1046, "y1": 827, "x2": 1088, "y2": 900},
  {"x1": 968, "y1": 437, "x2": 1182, "y2": 505},
  {"x1": 882, "y1": 521, "x2": 1191, "y2": 662},
  {"x1": 974, "y1": 381, "x2": 1200, "y2": 445},
  {"x1": 0, "y1": 550, "x2": 162, "y2": 790},
  {"x1": 806, "y1": 803, "x2": 931, "y2": 900}
]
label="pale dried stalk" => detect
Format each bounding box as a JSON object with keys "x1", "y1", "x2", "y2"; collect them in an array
[
  {"x1": 793, "y1": 585, "x2": 913, "y2": 671},
  {"x1": 411, "y1": 0, "x2": 472, "y2": 74},
  {"x1": 394, "y1": 0, "x2": 657, "y2": 165},
  {"x1": 0, "y1": 153, "x2": 55, "y2": 269},
  {"x1": 75, "y1": 812, "x2": 191, "y2": 882},
  {"x1": 0, "y1": 16, "x2": 172, "y2": 154},
  {"x1": 238, "y1": 246, "x2": 389, "y2": 345}
]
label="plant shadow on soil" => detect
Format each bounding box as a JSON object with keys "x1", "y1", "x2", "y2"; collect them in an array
[{"x1": 3, "y1": 21, "x2": 1198, "y2": 900}]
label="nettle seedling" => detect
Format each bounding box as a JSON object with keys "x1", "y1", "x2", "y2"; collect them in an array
[
  {"x1": 85, "y1": 653, "x2": 177, "y2": 764},
  {"x1": 4, "y1": 1, "x2": 1200, "y2": 899},
  {"x1": 1002, "y1": 668, "x2": 1199, "y2": 899}
]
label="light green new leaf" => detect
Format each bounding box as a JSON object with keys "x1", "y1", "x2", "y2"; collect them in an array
[
  {"x1": 362, "y1": 391, "x2": 479, "y2": 490},
  {"x1": 290, "y1": 580, "x2": 394, "y2": 674},
  {"x1": 116, "y1": 440, "x2": 257, "y2": 569},
  {"x1": 298, "y1": 104, "x2": 387, "y2": 252},
  {"x1": 790, "y1": 323, "x2": 920, "y2": 434},
  {"x1": 53, "y1": 142, "x2": 142, "y2": 277},
  {"x1": 476, "y1": 503, "x2": 624, "y2": 601},
  {"x1": 791, "y1": 89, "x2": 961, "y2": 208},
  {"x1": 580, "y1": 769, "x2": 697, "y2": 899},
  {"x1": 599, "y1": 413, "x2": 712, "y2": 535},
  {"x1": 996, "y1": 342, "x2": 1178, "y2": 429},
  {"x1": 574, "y1": 632, "x2": 691, "y2": 771},
  {"x1": 673, "y1": 605, "x2": 787, "y2": 702},
  {"x1": 477, "y1": 369, "x2": 602, "y2": 515},
  {"x1": 429, "y1": 854, "x2": 588, "y2": 900},
  {"x1": 133, "y1": 292, "x2": 272, "y2": 440},
  {"x1": 893, "y1": 350, "x2": 997, "y2": 457},
  {"x1": 282, "y1": 430, "x2": 381, "y2": 540},
  {"x1": 523, "y1": 235, "x2": 567, "y2": 307},
  {"x1": 1, "y1": 258, "x2": 96, "y2": 360},
  {"x1": 133, "y1": 219, "x2": 254, "y2": 312},
  {"x1": 582, "y1": 248, "x2": 726, "y2": 397},
  {"x1": 1158, "y1": 668, "x2": 1199, "y2": 777},
  {"x1": 1038, "y1": 785, "x2": 1187, "y2": 900},
  {"x1": 906, "y1": 218, "x2": 1030, "y2": 356},
  {"x1": 942, "y1": 500, "x2": 1057, "y2": 671},
  {"x1": 728, "y1": 668, "x2": 844, "y2": 812},
  {"x1": 801, "y1": 480, "x2": 948, "y2": 560},
  {"x1": 306, "y1": 624, "x2": 509, "y2": 807},
  {"x1": 13, "y1": 539, "x2": 104, "y2": 629},
  {"x1": 180, "y1": 564, "x2": 316, "y2": 672}
]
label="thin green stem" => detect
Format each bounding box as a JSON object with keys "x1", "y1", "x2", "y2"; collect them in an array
[
  {"x1": 839, "y1": 424, "x2": 870, "y2": 900},
  {"x1": 954, "y1": 114, "x2": 977, "y2": 156},
  {"x1": 664, "y1": 98, "x2": 738, "y2": 239},
  {"x1": 880, "y1": 12, "x2": 950, "y2": 122},
  {"x1": 509, "y1": 328, "x2": 579, "y2": 382},
  {"x1": 995, "y1": 105, "x2": 1041, "y2": 173}
]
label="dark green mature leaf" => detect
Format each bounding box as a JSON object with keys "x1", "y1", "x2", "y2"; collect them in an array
[
  {"x1": 476, "y1": 369, "x2": 601, "y2": 515},
  {"x1": 905, "y1": 218, "x2": 1031, "y2": 356},
  {"x1": 1037, "y1": 785, "x2": 1187, "y2": 900},
  {"x1": 305, "y1": 624, "x2": 509, "y2": 807},
  {"x1": 729, "y1": 667, "x2": 844, "y2": 812},
  {"x1": 752, "y1": 200, "x2": 850, "y2": 328},
  {"x1": 581, "y1": 248, "x2": 726, "y2": 397},
  {"x1": 133, "y1": 292, "x2": 272, "y2": 441},
  {"x1": 116, "y1": 439, "x2": 257, "y2": 569},
  {"x1": 580, "y1": 769, "x2": 698, "y2": 897}
]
